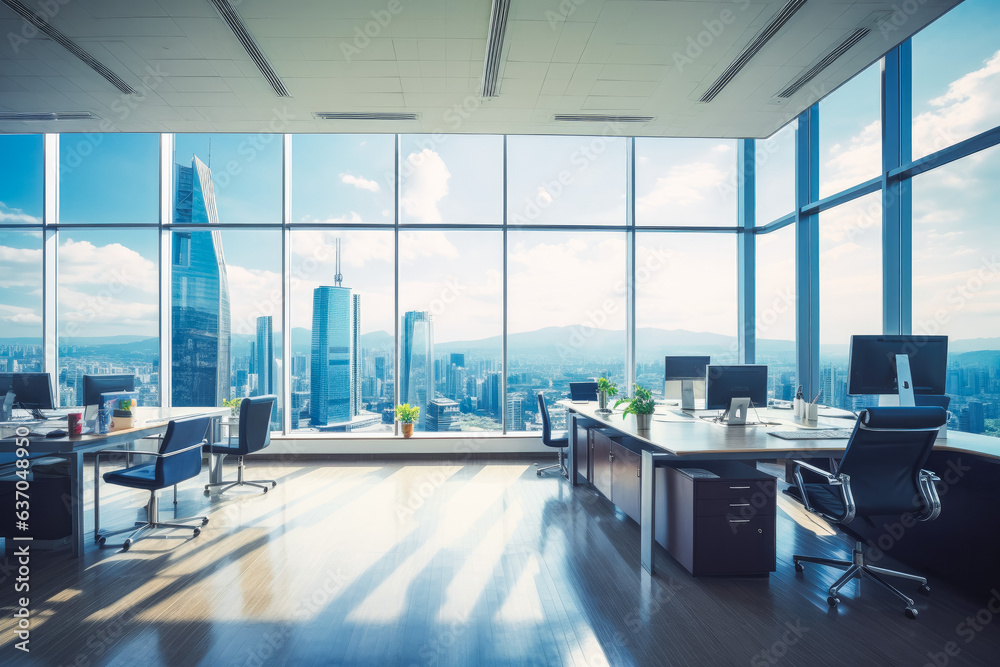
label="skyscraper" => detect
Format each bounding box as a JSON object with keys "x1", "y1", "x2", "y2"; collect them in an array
[
  {"x1": 400, "y1": 311, "x2": 434, "y2": 416},
  {"x1": 310, "y1": 240, "x2": 361, "y2": 428},
  {"x1": 171, "y1": 155, "x2": 231, "y2": 407},
  {"x1": 425, "y1": 397, "x2": 459, "y2": 432},
  {"x1": 255, "y1": 316, "x2": 274, "y2": 396}
]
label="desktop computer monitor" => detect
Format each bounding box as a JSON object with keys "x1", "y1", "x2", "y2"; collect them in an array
[
  {"x1": 82, "y1": 374, "x2": 135, "y2": 422},
  {"x1": 664, "y1": 356, "x2": 710, "y2": 410},
  {"x1": 847, "y1": 335, "x2": 947, "y2": 406},
  {"x1": 0, "y1": 372, "x2": 54, "y2": 419},
  {"x1": 569, "y1": 381, "x2": 598, "y2": 401},
  {"x1": 705, "y1": 365, "x2": 768, "y2": 424}
]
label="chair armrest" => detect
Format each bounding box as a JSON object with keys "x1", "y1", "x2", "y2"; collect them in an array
[
  {"x1": 917, "y1": 469, "x2": 942, "y2": 522},
  {"x1": 792, "y1": 459, "x2": 840, "y2": 484},
  {"x1": 792, "y1": 460, "x2": 856, "y2": 524}
]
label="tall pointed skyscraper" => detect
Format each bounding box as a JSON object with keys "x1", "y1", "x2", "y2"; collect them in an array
[
  {"x1": 400, "y1": 311, "x2": 434, "y2": 417},
  {"x1": 310, "y1": 240, "x2": 362, "y2": 427},
  {"x1": 171, "y1": 155, "x2": 231, "y2": 407}
]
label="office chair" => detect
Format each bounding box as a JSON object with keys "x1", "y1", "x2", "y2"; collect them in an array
[
  {"x1": 536, "y1": 393, "x2": 569, "y2": 477},
  {"x1": 204, "y1": 395, "x2": 277, "y2": 495},
  {"x1": 94, "y1": 416, "x2": 211, "y2": 551},
  {"x1": 569, "y1": 381, "x2": 598, "y2": 401},
  {"x1": 786, "y1": 406, "x2": 946, "y2": 619}
]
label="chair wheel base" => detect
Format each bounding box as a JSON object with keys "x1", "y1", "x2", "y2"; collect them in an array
[
  {"x1": 918, "y1": 584, "x2": 931, "y2": 596},
  {"x1": 193, "y1": 528, "x2": 200, "y2": 537},
  {"x1": 827, "y1": 596, "x2": 839, "y2": 608},
  {"x1": 536, "y1": 471, "x2": 542, "y2": 477},
  {"x1": 794, "y1": 561, "x2": 804, "y2": 572},
  {"x1": 98, "y1": 536, "x2": 106, "y2": 547},
  {"x1": 122, "y1": 539, "x2": 132, "y2": 552},
  {"x1": 905, "y1": 606, "x2": 918, "y2": 619},
  {"x1": 204, "y1": 488, "x2": 211, "y2": 496},
  {"x1": 202, "y1": 518, "x2": 210, "y2": 526}
]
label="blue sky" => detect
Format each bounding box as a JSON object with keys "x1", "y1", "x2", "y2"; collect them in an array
[{"x1": 0, "y1": 0, "x2": 998, "y2": 347}]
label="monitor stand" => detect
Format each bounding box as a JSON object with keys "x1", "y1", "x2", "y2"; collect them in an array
[
  {"x1": 878, "y1": 354, "x2": 917, "y2": 407},
  {"x1": 721, "y1": 397, "x2": 751, "y2": 426},
  {"x1": 680, "y1": 380, "x2": 696, "y2": 411}
]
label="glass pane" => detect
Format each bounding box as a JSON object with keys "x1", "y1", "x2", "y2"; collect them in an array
[
  {"x1": 58, "y1": 229, "x2": 159, "y2": 407},
  {"x1": 912, "y1": 0, "x2": 1000, "y2": 159},
  {"x1": 635, "y1": 138, "x2": 736, "y2": 227},
  {"x1": 818, "y1": 62, "x2": 882, "y2": 199},
  {"x1": 399, "y1": 134, "x2": 502, "y2": 224},
  {"x1": 291, "y1": 134, "x2": 394, "y2": 224},
  {"x1": 913, "y1": 144, "x2": 1000, "y2": 437},
  {"x1": 173, "y1": 134, "x2": 282, "y2": 223},
  {"x1": 819, "y1": 192, "x2": 882, "y2": 411},
  {"x1": 507, "y1": 135, "x2": 626, "y2": 225},
  {"x1": 755, "y1": 122, "x2": 796, "y2": 225},
  {"x1": 635, "y1": 234, "x2": 738, "y2": 400},
  {"x1": 399, "y1": 230, "x2": 502, "y2": 433},
  {"x1": 203, "y1": 229, "x2": 284, "y2": 431},
  {"x1": 508, "y1": 231, "x2": 626, "y2": 432},
  {"x1": 289, "y1": 230, "x2": 394, "y2": 433},
  {"x1": 0, "y1": 135, "x2": 43, "y2": 224},
  {"x1": 0, "y1": 231, "x2": 44, "y2": 372},
  {"x1": 756, "y1": 227, "x2": 796, "y2": 403},
  {"x1": 60, "y1": 134, "x2": 159, "y2": 223}
]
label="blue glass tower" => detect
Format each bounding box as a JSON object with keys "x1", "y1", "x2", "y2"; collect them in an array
[
  {"x1": 400, "y1": 310, "x2": 434, "y2": 419},
  {"x1": 171, "y1": 156, "x2": 231, "y2": 407}
]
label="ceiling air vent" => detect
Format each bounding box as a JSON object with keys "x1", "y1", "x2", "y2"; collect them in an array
[
  {"x1": 554, "y1": 115, "x2": 654, "y2": 123},
  {"x1": 776, "y1": 27, "x2": 871, "y2": 98},
  {"x1": 699, "y1": 0, "x2": 808, "y2": 103},
  {"x1": 0, "y1": 0, "x2": 136, "y2": 94},
  {"x1": 0, "y1": 111, "x2": 100, "y2": 121},
  {"x1": 481, "y1": 0, "x2": 512, "y2": 98},
  {"x1": 314, "y1": 112, "x2": 420, "y2": 121},
  {"x1": 209, "y1": 0, "x2": 290, "y2": 98}
]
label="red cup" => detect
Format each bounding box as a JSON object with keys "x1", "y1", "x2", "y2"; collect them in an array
[{"x1": 68, "y1": 412, "x2": 83, "y2": 436}]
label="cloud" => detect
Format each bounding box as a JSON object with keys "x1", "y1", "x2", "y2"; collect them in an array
[
  {"x1": 0, "y1": 201, "x2": 41, "y2": 224},
  {"x1": 821, "y1": 119, "x2": 881, "y2": 196},
  {"x1": 398, "y1": 230, "x2": 460, "y2": 261},
  {"x1": 914, "y1": 50, "x2": 1000, "y2": 157},
  {"x1": 225, "y1": 264, "x2": 283, "y2": 337},
  {"x1": 58, "y1": 238, "x2": 158, "y2": 295},
  {"x1": 400, "y1": 149, "x2": 451, "y2": 222},
  {"x1": 340, "y1": 173, "x2": 380, "y2": 193},
  {"x1": 636, "y1": 162, "x2": 728, "y2": 216}
]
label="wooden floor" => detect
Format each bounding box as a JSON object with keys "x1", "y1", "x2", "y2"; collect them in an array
[{"x1": 2, "y1": 456, "x2": 999, "y2": 666}]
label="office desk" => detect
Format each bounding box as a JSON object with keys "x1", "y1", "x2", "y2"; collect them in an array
[
  {"x1": 1, "y1": 406, "x2": 229, "y2": 557},
  {"x1": 560, "y1": 401, "x2": 1000, "y2": 577}
]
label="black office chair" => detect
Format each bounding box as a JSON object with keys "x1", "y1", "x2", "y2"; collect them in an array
[
  {"x1": 204, "y1": 395, "x2": 277, "y2": 495},
  {"x1": 536, "y1": 393, "x2": 569, "y2": 477},
  {"x1": 95, "y1": 416, "x2": 211, "y2": 551},
  {"x1": 787, "y1": 406, "x2": 946, "y2": 618},
  {"x1": 569, "y1": 381, "x2": 598, "y2": 401}
]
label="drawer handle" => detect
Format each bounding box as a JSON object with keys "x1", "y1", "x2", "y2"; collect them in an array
[
  {"x1": 729, "y1": 486, "x2": 751, "y2": 490},
  {"x1": 728, "y1": 519, "x2": 750, "y2": 523},
  {"x1": 729, "y1": 503, "x2": 750, "y2": 507}
]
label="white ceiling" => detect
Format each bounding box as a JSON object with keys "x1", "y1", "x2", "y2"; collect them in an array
[{"x1": 0, "y1": 0, "x2": 961, "y2": 137}]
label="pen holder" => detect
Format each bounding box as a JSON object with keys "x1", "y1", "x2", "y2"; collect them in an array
[
  {"x1": 793, "y1": 398, "x2": 803, "y2": 419},
  {"x1": 805, "y1": 403, "x2": 818, "y2": 422}
]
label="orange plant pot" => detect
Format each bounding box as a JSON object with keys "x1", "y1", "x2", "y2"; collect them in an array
[{"x1": 401, "y1": 423, "x2": 414, "y2": 438}]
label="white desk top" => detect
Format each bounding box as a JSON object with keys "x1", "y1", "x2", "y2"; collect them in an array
[{"x1": 560, "y1": 400, "x2": 1000, "y2": 461}]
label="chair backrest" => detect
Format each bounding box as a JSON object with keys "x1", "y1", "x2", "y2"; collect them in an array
[
  {"x1": 837, "y1": 407, "x2": 946, "y2": 517},
  {"x1": 238, "y1": 395, "x2": 276, "y2": 455},
  {"x1": 537, "y1": 393, "x2": 555, "y2": 446},
  {"x1": 157, "y1": 416, "x2": 211, "y2": 488},
  {"x1": 569, "y1": 382, "x2": 598, "y2": 401}
]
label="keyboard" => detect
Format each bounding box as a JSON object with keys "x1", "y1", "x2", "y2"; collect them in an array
[{"x1": 768, "y1": 428, "x2": 854, "y2": 440}]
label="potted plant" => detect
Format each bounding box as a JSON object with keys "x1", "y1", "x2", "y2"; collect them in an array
[
  {"x1": 395, "y1": 403, "x2": 420, "y2": 438},
  {"x1": 112, "y1": 398, "x2": 134, "y2": 430},
  {"x1": 614, "y1": 384, "x2": 656, "y2": 431},
  {"x1": 222, "y1": 398, "x2": 243, "y2": 439},
  {"x1": 596, "y1": 377, "x2": 618, "y2": 413}
]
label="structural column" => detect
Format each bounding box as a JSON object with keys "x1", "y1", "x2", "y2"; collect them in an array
[
  {"x1": 795, "y1": 106, "x2": 820, "y2": 400},
  {"x1": 882, "y1": 42, "x2": 912, "y2": 335}
]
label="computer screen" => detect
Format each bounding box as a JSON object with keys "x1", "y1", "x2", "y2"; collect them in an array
[
  {"x1": 847, "y1": 335, "x2": 947, "y2": 396},
  {"x1": 705, "y1": 365, "x2": 768, "y2": 410},
  {"x1": 569, "y1": 381, "x2": 598, "y2": 401},
  {"x1": 0, "y1": 372, "x2": 54, "y2": 412},
  {"x1": 664, "y1": 356, "x2": 710, "y2": 381},
  {"x1": 83, "y1": 374, "x2": 135, "y2": 407}
]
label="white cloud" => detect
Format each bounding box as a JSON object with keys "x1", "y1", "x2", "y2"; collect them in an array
[
  {"x1": 340, "y1": 173, "x2": 380, "y2": 193},
  {"x1": 535, "y1": 186, "x2": 553, "y2": 206},
  {"x1": 821, "y1": 120, "x2": 881, "y2": 196},
  {"x1": 914, "y1": 50, "x2": 1000, "y2": 157},
  {"x1": 636, "y1": 162, "x2": 727, "y2": 215},
  {"x1": 0, "y1": 201, "x2": 41, "y2": 224},
  {"x1": 226, "y1": 264, "x2": 283, "y2": 337},
  {"x1": 400, "y1": 149, "x2": 450, "y2": 222},
  {"x1": 58, "y1": 238, "x2": 158, "y2": 295}
]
